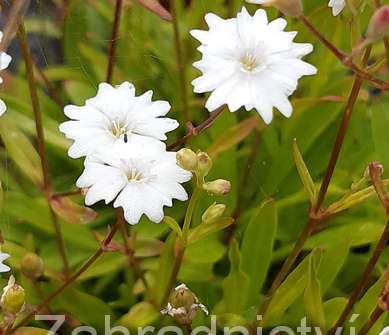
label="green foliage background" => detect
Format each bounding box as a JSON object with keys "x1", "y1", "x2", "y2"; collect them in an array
[{"x1": 0, "y1": 0, "x2": 388, "y2": 333}]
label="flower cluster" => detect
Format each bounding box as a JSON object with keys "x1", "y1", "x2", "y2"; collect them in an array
[
  {"x1": 0, "y1": 32, "x2": 12, "y2": 117},
  {"x1": 60, "y1": 82, "x2": 191, "y2": 224},
  {"x1": 59, "y1": 7, "x2": 317, "y2": 224}
]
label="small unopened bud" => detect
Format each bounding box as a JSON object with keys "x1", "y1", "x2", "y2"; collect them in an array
[
  {"x1": 367, "y1": 5, "x2": 389, "y2": 42},
  {"x1": 176, "y1": 148, "x2": 198, "y2": 172},
  {"x1": 1, "y1": 276, "x2": 25, "y2": 315},
  {"x1": 21, "y1": 252, "x2": 44, "y2": 280},
  {"x1": 202, "y1": 203, "x2": 226, "y2": 223},
  {"x1": 247, "y1": 0, "x2": 303, "y2": 18},
  {"x1": 161, "y1": 284, "x2": 208, "y2": 325},
  {"x1": 197, "y1": 152, "x2": 212, "y2": 177},
  {"x1": 366, "y1": 161, "x2": 384, "y2": 181},
  {"x1": 203, "y1": 179, "x2": 231, "y2": 196}
]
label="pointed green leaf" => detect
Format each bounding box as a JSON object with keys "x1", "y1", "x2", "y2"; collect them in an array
[
  {"x1": 293, "y1": 139, "x2": 317, "y2": 206},
  {"x1": 304, "y1": 251, "x2": 325, "y2": 328},
  {"x1": 265, "y1": 249, "x2": 322, "y2": 326},
  {"x1": 188, "y1": 217, "x2": 234, "y2": 244},
  {"x1": 222, "y1": 240, "x2": 250, "y2": 314},
  {"x1": 163, "y1": 216, "x2": 182, "y2": 237},
  {"x1": 241, "y1": 199, "x2": 278, "y2": 307}
]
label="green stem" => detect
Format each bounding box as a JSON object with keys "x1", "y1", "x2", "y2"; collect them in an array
[
  {"x1": 182, "y1": 186, "x2": 200, "y2": 241},
  {"x1": 160, "y1": 185, "x2": 200, "y2": 307}
]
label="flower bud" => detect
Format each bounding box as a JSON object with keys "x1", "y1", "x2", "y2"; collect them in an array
[
  {"x1": 247, "y1": 0, "x2": 303, "y2": 18},
  {"x1": 197, "y1": 152, "x2": 212, "y2": 178},
  {"x1": 176, "y1": 148, "x2": 198, "y2": 172},
  {"x1": 367, "y1": 5, "x2": 389, "y2": 42},
  {"x1": 161, "y1": 284, "x2": 208, "y2": 325},
  {"x1": 21, "y1": 252, "x2": 44, "y2": 280},
  {"x1": 203, "y1": 179, "x2": 231, "y2": 196},
  {"x1": 202, "y1": 203, "x2": 226, "y2": 223},
  {"x1": 1, "y1": 276, "x2": 25, "y2": 315}
]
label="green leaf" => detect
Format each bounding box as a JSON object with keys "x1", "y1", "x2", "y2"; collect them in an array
[
  {"x1": 222, "y1": 240, "x2": 250, "y2": 314},
  {"x1": 265, "y1": 249, "x2": 322, "y2": 326},
  {"x1": 162, "y1": 216, "x2": 182, "y2": 237},
  {"x1": 241, "y1": 199, "x2": 278, "y2": 307},
  {"x1": 119, "y1": 302, "x2": 159, "y2": 329},
  {"x1": 304, "y1": 250, "x2": 325, "y2": 328},
  {"x1": 0, "y1": 118, "x2": 43, "y2": 186},
  {"x1": 292, "y1": 138, "x2": 317, "y2": 205},
  {"x1": 371, "y1": 96, "x2": 389, "y2": 170},
  {"x1": 50, "y1": 196, "x2": 97, "y2": 225},
  {"x1": 208, "y1": 116, "x2": 260, "y2": 159},
  {"x1": 188, "y1": 217, "x2": 234, "y2": 244}
]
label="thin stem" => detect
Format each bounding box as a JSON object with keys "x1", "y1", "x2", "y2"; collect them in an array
[
  {"x1": 106, "y1": 0, "x2": 123, "y2": 84},
  {"x1": 329, "y1": 162, "x2": 389, "y2": 335},
  {"x1": 33, "y1": 59, "x2": 64, "y2": 108},
  {"x1": 182, "y1": 187, "x2": 200, "y2": 240},
  {"x1": 299, "y1": 15, "x2": 389, "y2": 91},
  {"x1": 167, "y1": 106, "x2": 225, "y2": 151},
  {"x1": 160, "y1": 186, "x2": 200, "y2": 307},
  {"x1": 258, "y1": 47, "x2": 372, "y2": 323},
  {"x1": 17, "y1": 23, "x2": 70, "y2": 276},
  {"x1": 356, "y1": 306, "x2": 384, "y2": 335},
  {"x1": 171, "y1": 0, "x2": 190, "y2": 122},
  {"x1": 9, "y1": 222, "x2": 120, "y2": 333},
  {"x1": 119, "y1": 217, "x2": 149, "y2": 290},
  {"x1": 316, "y1": 47, "x2": 372, "y2": 208}
]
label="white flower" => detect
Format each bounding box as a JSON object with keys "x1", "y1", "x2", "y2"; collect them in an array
[
  {"x1": 379, "y1": 327, "x2": 389, "y2": 335},
  {"x1": 0, "y1": 32, "x2": 12, "y2": 117},
  {"x1": 191, "y1": 7, "x2": 317, "y2": 124},
  {"x1": 0, "y1": 252, "x2": 10, "y2": 273},
  {"x1": 59, "y1": 82, "x2": 178, "y2": 159},
  {"x1": 328, "y1": 0, "x2": 345, "y2": 16},
  {"x1": 76, "y1": 141, "x2": 191, "y2": 224}
]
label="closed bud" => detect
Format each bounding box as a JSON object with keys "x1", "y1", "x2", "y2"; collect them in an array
[
  {"x1": 197, "y1": 152, "x2": 212, "y2": 177},
  {"x1": 202, "y1": 203, "x2": 226, "y2": 223},
  {"x1": 367, "y1": 5, "x2": 389, "y2": 42},
  {"x1": 1, "y1": 276, "x2": 25, "y2": 315},
  {"x1": 176, "y1": 148, "x2": 198, "y2": 172},
  {"x1": 247, "y1": 0, "x2": 303, "y2": 18},
  {"x1": 161, "y1": 284, "x2": 208, "y2": 325},
  {"x1": 203, "y1": 179, "x2": 231, "y2": 196},
  {"x1": 21, "y1": 252, "x2": 44, "y2": 280}
]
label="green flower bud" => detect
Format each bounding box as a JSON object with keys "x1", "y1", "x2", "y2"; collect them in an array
[
  {"x1": 367, "y1": 5, "x2": 389, "y2": 42},
  {"x1": 203, "y1": 179, "x2": 231, "y2": 196},
  {"x1": 21, "y1": 252, "x2": 44, "y2": 280},
  {"x1": 176, "y1": 148, "x2": 198, "y2": 172},
  {"x1": 161, "y1": 284, "x2": 208, "y2": 325},
  {"x1": 202, "y1": 203, "x2": 226, "y2": 223},
  {"x1": 197, "y1": 152, "x2": 212, "y2": 178},
  {"x1": 1, "y1": 276, "x2": 25, "y2": 315}
]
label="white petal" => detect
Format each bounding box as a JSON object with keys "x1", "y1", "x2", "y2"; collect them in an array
[{"x1": 0, "y1": 99, "x2": 6, "y2": 117}]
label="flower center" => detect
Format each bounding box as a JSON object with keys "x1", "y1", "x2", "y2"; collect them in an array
[
  {"x1": 239, "y1": 44, "x2": 267, "y2": 73},
  {"x1": 109, "y1": 120, "x2": 128, "y2": 138},
  {"x1": 126, "y1": 168, "x2": 144, "y2": 182},
  {"x1": 240, "y1": 53, "x2": 260, "y2": 72}
]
